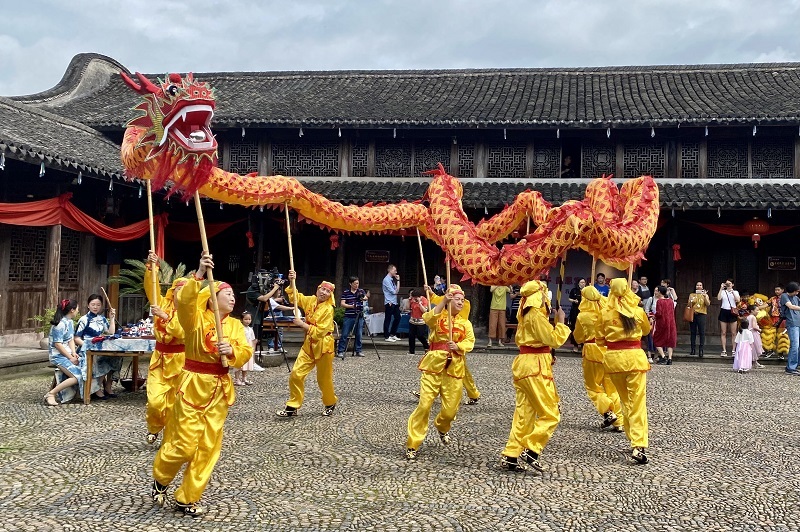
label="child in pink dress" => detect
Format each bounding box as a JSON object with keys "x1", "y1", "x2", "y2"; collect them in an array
[
  {"x1": 746, "y1": 304, "x2": 764, "y2": 369},
  {"x1": 733, "y1": 318, "x2": 754, "y2": 373},
  {"x1": 234, "y1": 311, "x2": 257, "y2": 385}
]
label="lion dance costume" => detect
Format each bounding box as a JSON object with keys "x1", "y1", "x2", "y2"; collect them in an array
[
  {"x1": 143, "y1": 265, "x2": 187, "y2": 444},
  {"x1": 573, "y1": 285, "x2": 624, "y2": 431},
  {"x1": 406, "y1": 285, "x2": 475, "y2": 460},
  {"x1": 599, "y1": 278, "x2": 652, "y2": 465},
  {"x1": 151, "y1": 278, "x2": 253, "y2": 516},
  {"x1": 499, "y1": 280, "x2": 570, "y2": 472}
]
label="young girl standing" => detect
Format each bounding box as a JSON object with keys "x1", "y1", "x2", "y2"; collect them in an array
[
  {"x1": 235, "y1": 311, "x2": 257, "y2": 385},
  {"x1": 746, "y1": 304, "x2": 765, "y2": 369},
  {"x1": 733, "y1": 318, "x2": 754, "y2": 373},
  {"x1": 45, "y1": 299, "x2": 81, "y2": 405}
]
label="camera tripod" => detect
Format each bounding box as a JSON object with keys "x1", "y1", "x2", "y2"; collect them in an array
[
  {"x1": 257, "y1": 300, "x2": 292, "y2": 372},
  {"x1": 340, "y1": 309, "x2": 380, "y2": 360}
]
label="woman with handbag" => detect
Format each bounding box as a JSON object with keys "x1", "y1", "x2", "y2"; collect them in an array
[
  {"x1": 687, "y1": 282, "x2": 711, "y2": 357},
  {"x1": 717, "y1": 279, "x2": 741, "y2": 357}
]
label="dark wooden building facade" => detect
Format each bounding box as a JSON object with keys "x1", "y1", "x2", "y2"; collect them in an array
[{"x1": 3, "y1": 53, "x2": 800, "y2": 342}]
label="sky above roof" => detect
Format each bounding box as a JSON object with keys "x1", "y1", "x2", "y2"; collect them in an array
[{"x1": 1, "y1": 0, "x2": 798, "y2": 96}]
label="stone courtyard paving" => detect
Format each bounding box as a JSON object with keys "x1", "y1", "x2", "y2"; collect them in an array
[{"x1": 1, "y1": 352, "x2": 799, "y2": 531}]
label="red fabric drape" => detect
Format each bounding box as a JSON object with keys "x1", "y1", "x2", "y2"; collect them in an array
[
  {"x1": 689, "y1": 222, "x2": 798, "y2": 237},
  {"x1": 0, "y1": 194, "x2": 237, "y2": 256}
]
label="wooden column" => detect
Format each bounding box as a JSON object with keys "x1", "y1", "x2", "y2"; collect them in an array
[
  {"x1": 339, "y1": 138, "x2": 352, "y2": 178},
  {"x1": 794, "y1": 137, "x2": 800, "y2": 179},
  {"x1": 107, "y1": 264, "x2": 120, "y2": 314},
  {"x1": 475, "y1": 141, "x2": 487, "y2": 179},
  {"x1": 699, "y1": 140, "x2": 708, "y2": 179},
  {"x1": 335, "y1": 235, "x2": 346, "y2": 288},
  {"x1": 450, "y1": 141, "x2": 459, "y2": 177},
  {"x1": 258, "y1": 139, "x2": 271, "y2": 176},
  {"x1": 615, "y1": 143, "x2": 625, "y2": 179},
  {"x1": 45, "y1": 224, "x2": 62, "y2": 310},
  {"x1": 0, "y1": 226, "x2": 10, "y2": 332},
  {"x1": 367, "y1": 140, "x2": 376, "y2": 176},
  {"x1": 525, "y1": 142, "x2": 535, "y2": 179}
]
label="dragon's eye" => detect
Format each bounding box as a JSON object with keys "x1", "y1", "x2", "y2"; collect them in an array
[{"x1": 167, "y1": 85, "x2": 179, "y2": 96}]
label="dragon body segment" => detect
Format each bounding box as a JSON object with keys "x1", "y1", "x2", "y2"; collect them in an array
[{"x1": 120, "y1": 72, "x2": 660, "y2": 285}]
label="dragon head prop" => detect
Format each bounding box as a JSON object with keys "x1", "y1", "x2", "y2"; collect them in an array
[{"x1": 121, "y1": 71, "x2": 217, "y2": 198}]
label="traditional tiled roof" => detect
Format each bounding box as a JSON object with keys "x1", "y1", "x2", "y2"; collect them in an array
[
  {"x1": 13, "y1": 54, "x2": 800, "y2": 130},
  {"x1": 298, "y1": 178, "x2": 800, "y2": 210},
  {"x1": 0, "y1": 95, "x2": 123, "y2": 178}
]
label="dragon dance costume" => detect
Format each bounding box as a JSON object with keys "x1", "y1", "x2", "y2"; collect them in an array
[
  {"x1": 500, "y1": 280, "x2": 569, "y2": 472},
  {"x1": 599, "y1": 278, "x2": 652, "y2": 464},
  {"x1": 143, "y1": 265, "x2": 187, "y2": 441},
  {"x1": 151, "y1": 278, "x2": 253, "y2": 512},
  {"x1": 277, "y1": 282, "x2": 337, "y2": 416},
  {"x1": 573, "y1": 286, "x2": 624, "y2": 431},
  {"x1": 406, "y1": 285, "x2": 475, "y2": 459}
]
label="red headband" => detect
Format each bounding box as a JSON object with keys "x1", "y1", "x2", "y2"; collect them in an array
[
  {"x1": 60, "y1": 299, "x2": 71, "y2": 310},
  {"x1": 319, "y1": 281, "x2": 335, "y2": 292},
  {"x1": 217, "y1": 282, "x2": 232, "y2": 293}
]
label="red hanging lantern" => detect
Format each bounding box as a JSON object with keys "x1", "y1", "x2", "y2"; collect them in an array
[
  {"x1": 330, "y1": 234, "x2": 339, "y2": 250},
  {"x1": 743, "y1": 218, "x2": 769, "y2": 248}
]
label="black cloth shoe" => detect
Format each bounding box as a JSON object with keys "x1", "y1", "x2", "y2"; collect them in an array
[
  {"x1": 276, "y1": 406, "x2": 298, "y2": 417},
  {"x1": 406, "y1": 448, "x2": 418, "y2": 461},
  {"x1": 601, "y1": 411, "x2": 618, "y2": 429},
  {"x1": 499, "y1": 455, "x2": 528, "y2": 472},
  {"x1": 630, "y1": 447, "x2": 649, "y2": 464},
  {"x1": 175, "y1": 501, "x2": 205, "y2": 517},
  {"x1": 519, "y1": 449, "x2": 544, "y2": 472},
  {"x1": 322, "y1": 404, "x2": 336, "y2": 416},
  {"x1": 438, "y1": 431, "x2": 451, "y2": 445},
  {"x1": 698, "y1": 347, "x2": 704, "y2": 358},
  {"x1": 465, "y1": 397, "x2": 479, "y2": 405},
  {"x1": 151, "y1": 480, "x2": 168, "y2": 507},
  {"x1": 666, "y1": 359, "x2": 673, "y2": 365},
  {"x1": 689, "y1": 348, "x2": 695, "y2": 356}
]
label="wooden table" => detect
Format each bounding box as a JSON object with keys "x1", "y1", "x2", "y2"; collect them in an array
[
  {"x1": 260, "y1": 319, "x2": 306, "y2": 351},
  {"x1": 83, "y1": 337, "x2": 155, "y2": 405}
]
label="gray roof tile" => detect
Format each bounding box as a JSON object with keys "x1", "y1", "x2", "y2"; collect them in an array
[{"x1": 12, "y1": 54, "x2": 800, "y2": 130}]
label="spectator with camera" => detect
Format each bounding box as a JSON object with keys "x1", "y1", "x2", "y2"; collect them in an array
[
  {"x1": 383, "y1": 264, "x2": 402, "y2": 342},
  {"x1": 717, "y1": 278, "x2": 741, "y2": 357},
  {"x1": 257, "y1": 281, "x2": 294, "y2": 354},
  {"x1": 338, "y1": 276, "x2": 367, "y2": 358}
]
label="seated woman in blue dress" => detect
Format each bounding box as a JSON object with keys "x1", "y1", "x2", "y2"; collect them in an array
[
  {"x1": 45, "y1": 299, "x2": 82, "y2": 405},
  {"x1": 75, "y1": 293, "x2": 117, "y2": 399}
]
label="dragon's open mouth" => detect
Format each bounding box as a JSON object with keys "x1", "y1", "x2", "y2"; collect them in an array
[{"x1": 162, "y1": 103, "x2": 216, "y2": 152}]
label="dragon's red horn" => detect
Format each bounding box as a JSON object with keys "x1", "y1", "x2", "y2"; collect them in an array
[
  {"x1": 120, "y1": 71, "x2": 161, "y2": 95},
  {"x1": 136, "y1": 72, "x2": 161, "y2": 94},
  {"x1": 168, "y1": 73, "x2": 182, "y2": 83}
]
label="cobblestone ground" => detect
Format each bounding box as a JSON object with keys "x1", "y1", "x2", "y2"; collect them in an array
[{"x1": 1, "y1": 352, "x2": 799, "y2": 531}]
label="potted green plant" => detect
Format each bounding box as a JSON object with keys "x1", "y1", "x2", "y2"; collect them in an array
[{"x1": 109, "y1": 258, "x2": 188, "y2": 302}]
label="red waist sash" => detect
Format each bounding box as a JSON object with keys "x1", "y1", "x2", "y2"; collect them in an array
[
  {"x1": 429, "y1": 342, "x2": 460, "y2": 353},
  {"x1": 519, "y1": 345, "x2": 551, "y2": 354},
  {"x1": 156, "y1": 341, "x2": 185, "y2": 353},
  {"x1": 606, "y1": 340, "x2": 642, "y2": 350},
  {"x1": 184, "y1": 358, "x2": 228, "y2": 376}
]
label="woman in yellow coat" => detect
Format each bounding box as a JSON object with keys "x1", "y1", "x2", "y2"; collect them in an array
[
  {"x1": 598, "y1": 278, "x2": 652, "y2": 465},
  {"x1": 151, "y1": 253, "x2": 253, "y2": 516},
  {"x1": 406, "y1": 285, "x2": 475, "y2": 460},
  {"x1": 144, "y1": 252, "x2": 187, "y2": 445},
  {"x1": 500, "y1": 280, "x2": 570, "y2": 472},
  {"x1": 276, "y1": 270, "x2": 338, "y2": 417},
  {"x1": 572, "y1": 285, "x2": 624, "y2": 431}
]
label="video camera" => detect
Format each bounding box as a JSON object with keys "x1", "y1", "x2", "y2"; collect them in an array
[{"x1": 249, "y1": 267, "x2": 286, "y2": 295}]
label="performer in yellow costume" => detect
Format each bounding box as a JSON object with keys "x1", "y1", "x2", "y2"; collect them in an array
[
  {"x1": 406, "y1": 285, "x2": 475, "y2": 460},
  {"x1": 151, "y1": 253, "x2": 253, "y2": 516},
  {"x1": 572, "y1": 285, "x2": 624, "y2": 432},
  {"x1": 598, "y1": 278, "x2": 651, "y2": 465},
  {"x1": 276, "y1": 270, "x2": 338, "y2": 417},
  {"x1": 144, "y1": 252, "x2": 187, "y2": 445},
  {"x1": 427, "y1": 290, "x2": 481, "y2": 405},
  {"x1": 499, "y1": 280, "x2": 569, "y2": 472}
]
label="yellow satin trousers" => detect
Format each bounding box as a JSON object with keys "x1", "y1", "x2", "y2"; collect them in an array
[
  {"x1": 502, "y1": 374, "x2": 560, "y2": 457},
  {"x1": 286, "y1": 349, "x2": 337, "y2": 409},
  {"x1": 406, "y1": 372, "x2": 463, "y2": 449},
  {"x1": 582, "y1": 358, "x2": 624, "y2": 426},
  {"x1": 152, "y1": 385, "x2": 228, "y2": 504},
  {"x1": 463, "y1": 364, "x2": 480, "y2": 400},
  {"x1": 608, "y1": 371, "x2": 648, "y2": 448},
  {"x1": 145, "y1": 353, "x2": 183, "y2": 434}
]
